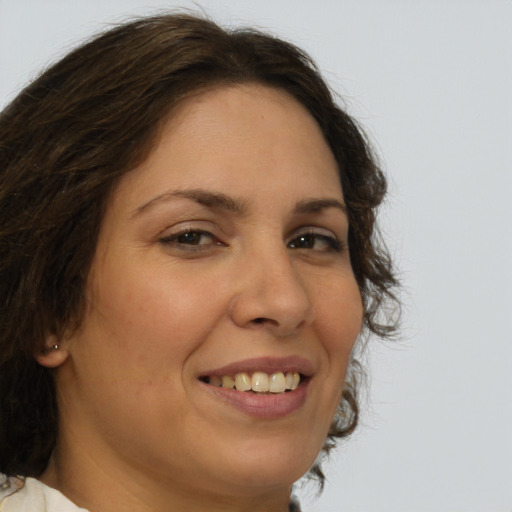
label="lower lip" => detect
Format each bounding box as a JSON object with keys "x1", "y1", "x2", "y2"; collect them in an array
[{"x1": 200, "y1": 380, "x2": 310, "y2": 419}]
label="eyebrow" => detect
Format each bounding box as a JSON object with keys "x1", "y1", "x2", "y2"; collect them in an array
[
  {"x1": 132, "y1": 189, "x2": 346, "y2": 218},
  {"x1": 294, "y1": 198, "x2": 347, "y2": 215},
  {"x1": 133, "y1": 189, "x2": 248, "y2": 217}
]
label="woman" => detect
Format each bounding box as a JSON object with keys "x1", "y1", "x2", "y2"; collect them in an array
[{"x1": 0, "y1": 13, "x2": 398, "y2": 512}]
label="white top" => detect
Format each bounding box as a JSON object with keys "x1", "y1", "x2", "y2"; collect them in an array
[{"x1": 0, "y1": 475, "x2": 87, "y2": 512}]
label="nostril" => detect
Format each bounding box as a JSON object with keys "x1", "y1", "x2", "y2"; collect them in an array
[{"x1": 250, "y1": 317, "x2": 281, "y2": 328}]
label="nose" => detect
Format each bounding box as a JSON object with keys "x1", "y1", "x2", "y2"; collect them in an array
[{"x1": 229, "y1": 245, "x2": 315, "y2": 337}]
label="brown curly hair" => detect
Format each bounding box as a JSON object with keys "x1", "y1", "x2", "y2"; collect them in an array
[{"x1": 0, "y1": 13, "x2": 398, "y2": 485}]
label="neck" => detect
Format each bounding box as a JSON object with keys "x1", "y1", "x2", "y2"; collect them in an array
[{"x1": 41, "y1": 445, "x2": 294, "y2": 512}]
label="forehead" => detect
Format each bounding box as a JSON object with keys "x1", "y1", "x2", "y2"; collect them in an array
[{"x1": 111, "y1": 84, "x2": 343, "y2": 214}]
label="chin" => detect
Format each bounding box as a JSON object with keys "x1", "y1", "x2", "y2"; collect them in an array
[{"x1": 213, "y1": 436, "x2": 322, "y2": 492}]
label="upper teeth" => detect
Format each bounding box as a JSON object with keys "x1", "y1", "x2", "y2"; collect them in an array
[{"x1": 208, "y1": 371, "x2": 301, "y2": 393}]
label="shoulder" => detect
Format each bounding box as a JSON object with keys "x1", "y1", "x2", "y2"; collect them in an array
[{"x1": 0, "y1": 474, "x2": 88, "y2": 512}]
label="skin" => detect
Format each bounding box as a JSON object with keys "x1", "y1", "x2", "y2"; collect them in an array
[{"x1": 38, "y1": 84, "x2": 364, "y2": 512}]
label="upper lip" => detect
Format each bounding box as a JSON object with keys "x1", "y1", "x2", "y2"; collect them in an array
[{"x1": 199, "y1": 356, "x2": 315, "y2": 378}]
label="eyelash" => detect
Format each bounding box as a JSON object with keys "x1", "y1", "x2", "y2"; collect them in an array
[
  {"x1": 158, "y1": 228, "x2": 344, "y2": 253},
  {"x1": 287, "y1": 230, "x2": 344, "y2": 253},
  {"x1": 158, "y1": 229, "x2": 222, "y2": 252}
]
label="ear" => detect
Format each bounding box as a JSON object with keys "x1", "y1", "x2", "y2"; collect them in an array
[{"x1": 35, "y1": 335, "x2": 70, "y2": 368}]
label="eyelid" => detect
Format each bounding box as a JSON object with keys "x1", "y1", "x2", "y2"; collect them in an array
[
  {"x1": 159, "y1": 228, "x2": 214, "y2": 243},
  {"x1": 157, "y1": 220, "x2": 218, "y2": 240},
  {"x1": 289, "y1": 225, "x2": 341, "y2": 242},
  {"x1": 157, "y1": 222, "x2": 227, "y2": 252},
  {"x1": 287, "y1": 226, "x2": 345, "y2": 252},
  {"x1": 293, "y1": 225, "x2": 336, "y2": 235}
]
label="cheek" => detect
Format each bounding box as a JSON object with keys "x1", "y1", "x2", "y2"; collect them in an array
[
  {"x1": 86, "y1": 260, "x2": 228, "y2": 374},
  {"x1": 68, "y1": 263, "x2": 227, "y2": 429},
  {"x1": 311, "y1": 273, "x2": 363, "y2": 400},
  {"x1": 314, "y1": 275, "x2": 363, "y2": 349}
]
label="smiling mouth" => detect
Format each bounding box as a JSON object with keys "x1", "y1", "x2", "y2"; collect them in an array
[{"x1": 199, "y1": 371, "x2": 304, "y2": 394}]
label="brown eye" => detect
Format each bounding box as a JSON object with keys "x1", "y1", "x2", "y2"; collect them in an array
[
  {"x1": 176, "y1": 231, "x2": 207, "y2": 245},
  {"x1": 160, "y1": 229, "x2": 218, "y2": 247},
  {"x1": 288, "y1": 232, "x2": 342, "y2": 252},
  {"x1": 290, "y1": 234, "x2": 316, "y2": 249}
]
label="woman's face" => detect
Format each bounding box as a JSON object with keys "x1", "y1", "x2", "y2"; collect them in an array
[{"x1": 52, "y1": 84, "x2": 363, "y2": 499}]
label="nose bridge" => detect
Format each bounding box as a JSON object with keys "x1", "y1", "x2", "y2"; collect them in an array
[{"x1": 230, "y1": 238, "x2": 314, "y2": 334}]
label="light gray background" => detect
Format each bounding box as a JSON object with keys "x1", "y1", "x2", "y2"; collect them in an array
[{"x1": 1, "y1": 1, "x2": 510, "y2": 511}]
